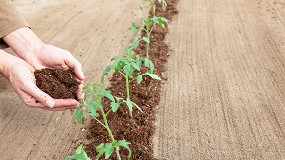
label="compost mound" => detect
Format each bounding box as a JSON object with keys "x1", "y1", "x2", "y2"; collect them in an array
[
  {"x1": 85, "y1": 0, "x2": 179, "y2": 159},
  {"x1": 34, "y1": 68, "x2": 79, "y2": 99}
]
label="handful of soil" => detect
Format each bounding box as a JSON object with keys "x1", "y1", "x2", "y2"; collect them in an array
[{"x1": 34, "y1": 68, "x2": 80, "y2": 99}]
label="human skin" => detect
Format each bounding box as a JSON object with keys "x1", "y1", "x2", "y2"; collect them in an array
[{"x1": 0, "y1": 27, "x2": 85, "y2": 111}]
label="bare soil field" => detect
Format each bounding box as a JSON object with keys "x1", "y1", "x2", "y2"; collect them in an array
[{"x1": 0, "y1": 0, "x2": 285, "y2": 159}]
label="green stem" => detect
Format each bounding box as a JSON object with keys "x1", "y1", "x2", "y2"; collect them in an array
[
  {"x1": 99, "y1": 107, "x2": 121, "y2": 160},
  {"x1": 146, "y1": 32, "x2": 151, "y2": 59},
  {"x1": 125, "y1": 73, "x2": 130, "y2": 100},
  {"x1": 125, "y1": 73, "x2": 132, "y2": 118}
]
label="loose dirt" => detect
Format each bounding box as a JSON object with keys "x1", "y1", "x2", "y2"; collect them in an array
[
  {"x1": 35, "y1": 68, "x2": 79, "y2": 99},
  {"x1": 85, "y1": 1, "x2": 178, "y2": 159}
]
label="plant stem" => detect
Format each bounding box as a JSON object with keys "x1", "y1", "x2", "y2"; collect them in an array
[
  {"x1": 146, "y1": 40, "x2": 150, "y2": 59},
  {"x1": 99, "y1": 107, "x2": 121, "y2": 160},
  {"x1": 125, "y1": 73, "x2": 132, "y2": 118}
]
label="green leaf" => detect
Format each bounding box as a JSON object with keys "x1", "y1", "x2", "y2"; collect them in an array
[
  {"x1": 146, "y1": 73, "x2": 161, "y2": 80},
  {"x1": 74, "y1": 107, "x2": 83, "y2": 125},
  {"x1": 101, "y1": 65, "x2": 112, "y2": 84},
  {"x1": 85, "y1": 101, "x2": 96, "y2": 117},
  {"x1": 130, "y1": 41, "x2": 139, "y2": 50},
  {"x1": 103, "y1": 90, "x2": 115, "y2": 102},
  {"x1": 96, "y1": 143, "x2": 105, "y2": 160},
  {"x1": 111, "y1": 102, "x2": 120, "y2": 112},
  {"x1": 137, "y1": 75, "x2": 143, "y2": 84},
  {"x1": 125, "y1": 98, "x2": 133, "y2": 113},
  {"x1": 65, "y1": 144, "x2": 90, "y2": 160},
  {"x1": 144, "y1": 58, "x2": 154, "y2": 73},
  {"x1": 123, "y1": 64, "x2": 134, "y2": 78},
  {"x1": 131, "y1": 62, "x2": 140, "y2": 71},
  {"x1": 117, "y1": 140, "x2": 132, "y2": 158},
  {"x1": 128, "y1": 22, "x2": 137, "y2": 34},
  {"x1": 142, "y1": 37, "x2": 150, "y2": 43},
  {"x1": 104, "y1": 143, "x2": 114, "y2": 159}
]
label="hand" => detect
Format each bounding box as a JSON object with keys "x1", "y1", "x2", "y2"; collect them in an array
[
  {"x1": 3, "y1": 27, "x2": 85, "y2": 108},
  {"x1": 28, "y1": 43, "x2": 85, "y2": 100},
  {"x1": 0, "y1": 51, "x2": 78, "y2": 111}
]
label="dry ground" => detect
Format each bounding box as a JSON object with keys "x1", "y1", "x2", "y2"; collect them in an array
[
  {"x1": 0, "y1": 0, "x2": 285, "y2": 159},
  {"x1": 153, "y1": 0, "x2": 285, "y2": 159}
]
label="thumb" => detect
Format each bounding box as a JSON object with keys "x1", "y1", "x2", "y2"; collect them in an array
[{"x1": 28, "y1": 86, "x2": 55, "y2": 108}]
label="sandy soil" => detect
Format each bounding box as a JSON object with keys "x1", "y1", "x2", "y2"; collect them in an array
[
  {"x1": 0, "y1": 0, "x2": 147, "y2": 159},
  {"x1": 1, "y1": 0, "x2": 285, "y2": 159},
  {"x1": 153, "y1": 0, "x2": 285, "y2": 159}
]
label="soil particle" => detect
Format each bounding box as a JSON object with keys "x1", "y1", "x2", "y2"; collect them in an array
[{"x1": 34, "y1": 68, "x2": 79, "y2": 99}]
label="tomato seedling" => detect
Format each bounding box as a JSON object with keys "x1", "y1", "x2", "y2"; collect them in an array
[
  {"x1": 101, "y1": 48, "x2": 160, "y2": 117},
  {"x1": 71, "y1": 83, "x2": 131, "y2": 160},
  {"x1": 140, "y1": 0, "x2": 167, "y2": 16}
]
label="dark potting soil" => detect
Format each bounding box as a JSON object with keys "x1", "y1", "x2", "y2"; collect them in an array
[
  {"x1": 34, "y1": 68, "x2": 79, "y2": 99},
  {"x1": 85, "y1": 0, "x2": 179, "y2": 159}
]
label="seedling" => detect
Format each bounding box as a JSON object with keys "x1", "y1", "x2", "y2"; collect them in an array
[
  {"x1": 64, "y1": 144, "x2": 90, "y2": 160},
  {"x1": 101, "y1": 48, "x2": 160, "y2": 117},
  {"x1": 140, "y1": 0, "x2": 167, "y2": 16},
  {"x1": 143, "y1": 17, "x2": 169, "y2": 58},
  {"x1": 71, "y1": 83, "x2": 131, "y2": 160}
]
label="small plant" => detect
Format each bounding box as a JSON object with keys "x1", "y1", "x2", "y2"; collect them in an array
[
  {"x1": 140, "y1": 0, "x2": 167, "y2": 16},
  {"x1": 128, "y1": 17, "x2": 169, "y2": 59},
  {"x1": 64, "y1": 144, "x2": 90, "y2": 160},
  {"x1": 72, "y1": 83, "x2": 132, "y2": 160},
  {"x1": 101, "y1": 48, "x2": 160, "y2": 117}
]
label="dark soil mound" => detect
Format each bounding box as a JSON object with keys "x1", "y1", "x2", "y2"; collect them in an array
[
  {"x1": 85, "y1": 0, "x2": 179, "y2": 159},
  {"x1": 34, "y1": 68, "x2": 79, "y2": 99}
]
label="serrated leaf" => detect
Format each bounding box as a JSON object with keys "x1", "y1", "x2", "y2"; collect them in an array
[
  {"x1": 85, "y1": 101, "x2": 97, "y2": 117},
  {"x1": 75, "y1": 144, "x2": 83, "y2": 154},
  {"x1": 103, "y1": 90, "x2": 115, "y2": 102},
  {"x1": 144, "y1": 58, "x2": 154, "y2": 73},
  {"x1": 137, "y1": 75, "x2": 143, "y2": 84},
  {"x1": 131, "y1": 62, "x2": 140, "y2": 71},
  {"x1": 74, "y1": 107, "x2": 83, "y2": 125},
  {"x1": 117, "y1": 140, "x2": 132, "y2": 158},
  {"x1": 65, "y1": 144, "x2": 90, "y2": 160},
  {"x1": 146, "y1": 73, "x2": 161, "y2": 80},
  {"x1": 128, "y1": 22, "x2": 137, "y2": 34},
  {"x1": 104, "y1": 143, "x2": 114, "y2": 159},
  {"x1": 142, "y1": 37, "x2": 150, "y2": 43},
  {"x1": 101, "y1": 65, "x2": 112, "y2": 84},
  {"x1": 111, "y1": 102, "x2": 120, "y2": 112},
  {"x1": 95, "y1": 144, "x2": 104, "y2": 160},
  {"x1": 130, "y1": 41, "x2": 139, "y2": 50}
]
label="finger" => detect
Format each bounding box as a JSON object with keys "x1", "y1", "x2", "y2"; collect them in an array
[
  {"x1": 17, "y1": 89, "x2": 51, "y2": 108},
  {"x1": 64, "y1": 54, "x2": 85, "y2": 80},
  {"x1": 77, "y1": 83, "x2": 84, "y2": 100},
  {"x1": 54, "y1": 99, "x2": 79, "y2": 108},
  {"x1": 26, "y1": 86, "x2": 55, "y2": 108},
  {"x1": 41, "y1": 106, "x2": 76, "y2": 111}
]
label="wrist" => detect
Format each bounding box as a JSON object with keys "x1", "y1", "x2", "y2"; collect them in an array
[
  {"x1": 0, "y1": 50, "x2": 22, "y2": 78},
  {"x1": 2, "y1": 27, "x2": 43, "y2": 61}
]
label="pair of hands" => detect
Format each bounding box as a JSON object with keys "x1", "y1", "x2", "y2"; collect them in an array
[
  {"x1": 1, "y1": 27, "x2": 85, "y2": 111},
  {"x1": 6, "y1": 44, "x2": 84, "y2": 111}
]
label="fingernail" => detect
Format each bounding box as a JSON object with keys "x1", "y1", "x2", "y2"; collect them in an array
[{"x1": 45, "y1": 100, "x2": 55, "y2": 108}]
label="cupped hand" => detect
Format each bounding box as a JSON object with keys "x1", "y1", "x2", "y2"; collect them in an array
[
  {"x1": 3, "y1": 27, "x2": 85, "y2": 108},
  {"x1": 6, "y1": 57, "x2": 78, "y2": 111}
]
